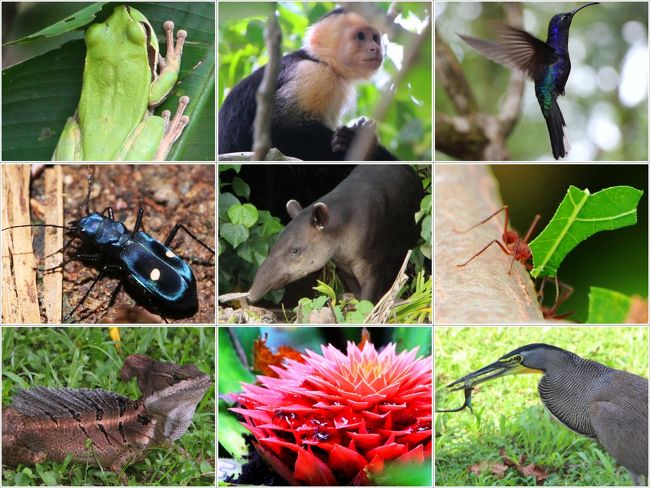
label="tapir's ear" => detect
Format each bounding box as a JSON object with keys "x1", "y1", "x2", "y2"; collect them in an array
[
  {"x1": 286, "y1": 199, "x2": 302, "y2": 219},
  {"x1": 311, "y1": 202, "x2": 329, "y2": 229}
]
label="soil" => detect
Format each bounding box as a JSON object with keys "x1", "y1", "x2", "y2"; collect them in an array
[{"x1": 32, "y1": 164, "x2": 215, "y2": 324}]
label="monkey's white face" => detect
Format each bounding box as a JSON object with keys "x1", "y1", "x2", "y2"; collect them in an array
[{"x1": 352, "y1": 26, "x2": 383, "y2": 68}]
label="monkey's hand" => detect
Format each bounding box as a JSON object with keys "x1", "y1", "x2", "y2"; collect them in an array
[{"x1": 331, "y1": 118, "x2": 378, "y2": 154}]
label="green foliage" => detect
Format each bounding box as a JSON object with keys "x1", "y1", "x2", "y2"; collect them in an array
[
  {"x1": 371, "y1": 460, "x2": 432, "y2": 486},
  {"x1": 435, "y1": 326, "x2": 647, "y2": 486},
  {"x1": 218, "y1": 2, "x2": 432, "y2": 160},
  {"x1": 414, "y1": 166, "x2": 433, "y2": 262},
  {"x1": 391, "y1": 270, "x2": 432, "y2": 324},
  {"x1": 2, "y1": 327, "x2": 215, "y2": 486},
  {"x1": 529, "y1": 186, "x2": 643, "y2": 278},
  {"x1": 218, "y1": 166, "x2": 284, "y2": 297},
  {"x1": 587, "y1": 287, "x2": 634, "y2": 324},
  {"x1": 2, "y1": 2, "x2": 215, "y2": 161},
  {"x1": 294, "y1": 281, "x2": 375, "y2": 324}
]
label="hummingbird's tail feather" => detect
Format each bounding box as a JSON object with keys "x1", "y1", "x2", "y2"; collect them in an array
[{"x1": 545, "y1": 98, "x2": 569, "y2": 160}]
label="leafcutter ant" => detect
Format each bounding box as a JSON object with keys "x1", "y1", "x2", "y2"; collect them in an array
[
  {"x1": 456, "y1": 205, "x2": 540, "y2": 273},
  {"x1": 456, "y1": 205, "x2": 572, "y2": 319}
]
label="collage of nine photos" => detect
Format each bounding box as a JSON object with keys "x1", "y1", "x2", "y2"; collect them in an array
[{"x1": 0, "y1": 1, "x2": 646, "y2": 487}]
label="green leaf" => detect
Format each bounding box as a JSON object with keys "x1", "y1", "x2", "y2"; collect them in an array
[
  {"x1": 587, "y1": 287, "x2": 633, "y2": 324},
  {"x1": 218, "y1": 192, "x2": 239, "y2": 218},
  {"x1": 394, "y1": 327, "x2": 432, "y2": 356},
  {"x1": 7, "y1": 3, "x2": 108, "y2": 44},
  {"x1": 314, "y1": 280, "x2": 336, "y2": 303},
  {"x1": 232, "y1": 177, "x2": 250, "y2": 199},
  {"x1": 218, "y1": 400, "x2": 250, "y2": 461},
  {"x1": 228, "y1": 203, "x2": 259, "y2": 227},
  {"x1": 236, "y1": 238, "x2": 268, "y2": 264},
  {"x1": 217, "y1": 328, "x2": 255, "y2": 395},
  {"x1": 220, "y1": 222, "x2": 248, "y2": 248},
  {"x1": 529, "y1": 186, "x2": 643, "y2": 278}
]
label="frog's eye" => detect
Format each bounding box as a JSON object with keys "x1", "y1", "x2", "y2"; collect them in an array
[{"x1": 126, "y1": 19, "x2": 147, "y2": 45}]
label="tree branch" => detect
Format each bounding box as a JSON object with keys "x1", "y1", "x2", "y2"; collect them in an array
[
  {"x1": 434, "y1": 165, "x2": 544, "y2": 323},
  {"x1": 253, "y1": 8, "x2": 281, "y2": 161}
]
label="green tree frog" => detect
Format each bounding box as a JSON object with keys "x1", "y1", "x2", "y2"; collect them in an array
[{"x1": 53, "y1": 5, "x2": 190, "y2": 161}]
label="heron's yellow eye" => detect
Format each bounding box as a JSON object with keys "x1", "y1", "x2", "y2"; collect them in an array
[{"x1": 512, "y1": 354, "x2": 523, "y2": 362}]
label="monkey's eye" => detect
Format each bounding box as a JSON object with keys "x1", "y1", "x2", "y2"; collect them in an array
[
  {"x1": 356, "y1": 31, "x2": 365, "y2": 41},
  {"x1": 373, "y1": 34, "x2": 380, "y2": 43}
]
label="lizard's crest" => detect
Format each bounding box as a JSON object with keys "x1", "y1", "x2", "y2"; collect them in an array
[{"x1": 120, "y1": 355, "x2": 211, "y2": 440}]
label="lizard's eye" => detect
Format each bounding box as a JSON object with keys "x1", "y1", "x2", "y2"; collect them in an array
[{"x1": 173, "y1": 374, "x2": 184, "y2": 382}]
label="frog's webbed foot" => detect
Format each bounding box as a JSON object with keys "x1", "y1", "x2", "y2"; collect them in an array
[
  {"x1": 155, "y1": 95, "x2": 190, "y2": 160},
  {"x1": 159, "y1": 20, "x2": 187, "y2": 74}
]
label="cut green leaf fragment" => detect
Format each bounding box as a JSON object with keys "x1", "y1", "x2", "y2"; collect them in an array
[
  {"x1": 587, "y1": 287, "x2": 633, "y2": 324},
  {"x1": 529, "y1": 186, "x2": 643, "y2": 278}
]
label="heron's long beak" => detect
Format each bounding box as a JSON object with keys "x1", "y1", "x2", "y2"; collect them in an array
[
  {"x1": 570, "y1": 2, "x2": 599, "y2": 16},
  {"x1": 446, "y1": 360, "x2": 539, "y2": 391}
]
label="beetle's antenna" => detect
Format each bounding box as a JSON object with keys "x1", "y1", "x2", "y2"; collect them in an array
[
  {"x1": 2, "y1": 223, "x2": 74, "y2": 231},
  {"x1": 85, "y1": 169, "x2": 94, "y2": 215}
]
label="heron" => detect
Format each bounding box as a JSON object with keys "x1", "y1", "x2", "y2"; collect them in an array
[{"x1": 442, "y1": 343, "x2": 648, "y2": 484}]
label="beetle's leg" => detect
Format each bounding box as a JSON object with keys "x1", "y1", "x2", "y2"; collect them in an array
[
  {"x1": 164, "y1": 223, "x2": 215, "y2": 254},
  {"x1": 98, "y1": 207, "x2": 115, "y2": 221},
  {"x1": 64, "y1": 264, "x2": 120, "y2": 322},
  {"x1": 132, "y1": 208, "x2": 145, "y2": 235},
  {"x1": 75, "y1": 253, "x2": 103, "y2": 261}
]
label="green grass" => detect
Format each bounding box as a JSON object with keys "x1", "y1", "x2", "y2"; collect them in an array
[
  {"x1": 435, "y1": 326, "x2": 648, "y2": 486},
  {"x1": 2, "y1": 327, "x2": 215, "y2": 486}
]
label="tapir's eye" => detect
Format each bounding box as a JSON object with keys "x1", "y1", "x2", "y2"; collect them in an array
[{"x1": 290, "y1": 247, "x2": 301, "y2": 256}]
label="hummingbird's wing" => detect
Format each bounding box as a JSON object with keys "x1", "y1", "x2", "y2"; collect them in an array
[{"x1": 459, "y1": 25, "x2": 559, "y2": 78}]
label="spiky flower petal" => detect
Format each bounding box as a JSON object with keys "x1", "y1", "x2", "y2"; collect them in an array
[{"x1": 231, "y1": 341, "x2": 432, "y2": 485}]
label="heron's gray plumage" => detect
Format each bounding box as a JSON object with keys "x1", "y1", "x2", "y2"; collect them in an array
[{"x1": 533, "y1": 346, "x2": 648, "y2": 481}]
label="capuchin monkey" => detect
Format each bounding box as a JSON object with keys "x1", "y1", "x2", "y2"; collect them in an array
[{"x1": 218, "y1": 8, "x2": 398, "y2": 161}]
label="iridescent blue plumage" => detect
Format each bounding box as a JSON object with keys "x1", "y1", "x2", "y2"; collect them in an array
[{"x1": 459, "y1": 3, "x2": 599, "y2": 159}]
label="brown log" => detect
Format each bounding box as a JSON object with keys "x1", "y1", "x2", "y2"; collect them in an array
[{"x1": 434, "y1": 165, "x2": 544, "y2": 323}]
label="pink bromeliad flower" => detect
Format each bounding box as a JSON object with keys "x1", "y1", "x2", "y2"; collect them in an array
[{"x1": 231, "y1": 340, "x2": 432, "y2": 485}]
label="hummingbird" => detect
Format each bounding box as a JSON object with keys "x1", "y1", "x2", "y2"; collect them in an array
[{"x1": 459, "y1": 3, "x2": 599, "y2": 160}]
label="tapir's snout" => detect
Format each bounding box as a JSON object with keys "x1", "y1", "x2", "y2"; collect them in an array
[{"x1": 248, "y1": 267, "x2": 291, "y2": 303}]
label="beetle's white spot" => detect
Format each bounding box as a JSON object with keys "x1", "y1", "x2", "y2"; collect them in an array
[
  {"x1": 166, "y1": 250, "x2": 175, "y2": 258},
  {"x1": 150, "y1": 268, "x2": 161, "y2": 281}
]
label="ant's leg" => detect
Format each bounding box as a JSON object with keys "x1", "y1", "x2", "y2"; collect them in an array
[
  {"x1": 553, "y1": 276, "x2": 574, "y2": 310},
  {"x1": 522, "y1": 214, "x2": 541, "y2": 243},
  {"x1": 455, "y1": 206, "x2": 509, "y2": 236},
  {"x1": 164, "y1": 224, "x2": 215, "y2": 254},
  {"x1": 63, "y1": 264, "x2": 119, "y2": 322},
  {"x1": 457, "y1": 239, "x2": 512, "y2": 267}
]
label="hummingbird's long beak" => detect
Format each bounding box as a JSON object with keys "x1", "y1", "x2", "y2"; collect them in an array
[
  {"x1": 446, "y1": 360, "x2": 540, "y2": 391},
  {"x1": 570, "y1": 2, "x2": 599, "y2": 17}
]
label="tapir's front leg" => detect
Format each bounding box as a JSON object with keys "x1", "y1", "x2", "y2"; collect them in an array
[{"x1": 352, "y1": 262, "x2": 382, "y2": 303}]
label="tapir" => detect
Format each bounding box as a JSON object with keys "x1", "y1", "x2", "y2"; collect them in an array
[{"x1": 247, "y1": 165, "x2": 423, "y2": 304}]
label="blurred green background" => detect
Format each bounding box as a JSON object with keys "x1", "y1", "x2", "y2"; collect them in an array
[
  {"x1": 435, "y1": 2, "x2": 648, "y2": 161},
  {"x1": 488, "y1": 164, "x2": 647, "y2": 322},
  {"x1": 435, "y1": 326, "x2": 649, "y2": 486},
  {"x1": 218, "y1": 1, "x2": 432, "y2": 160}
]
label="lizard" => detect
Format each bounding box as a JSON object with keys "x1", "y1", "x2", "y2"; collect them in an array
[{"x1": 2, "y1": 354, "x2": 211, "y2": 479}]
